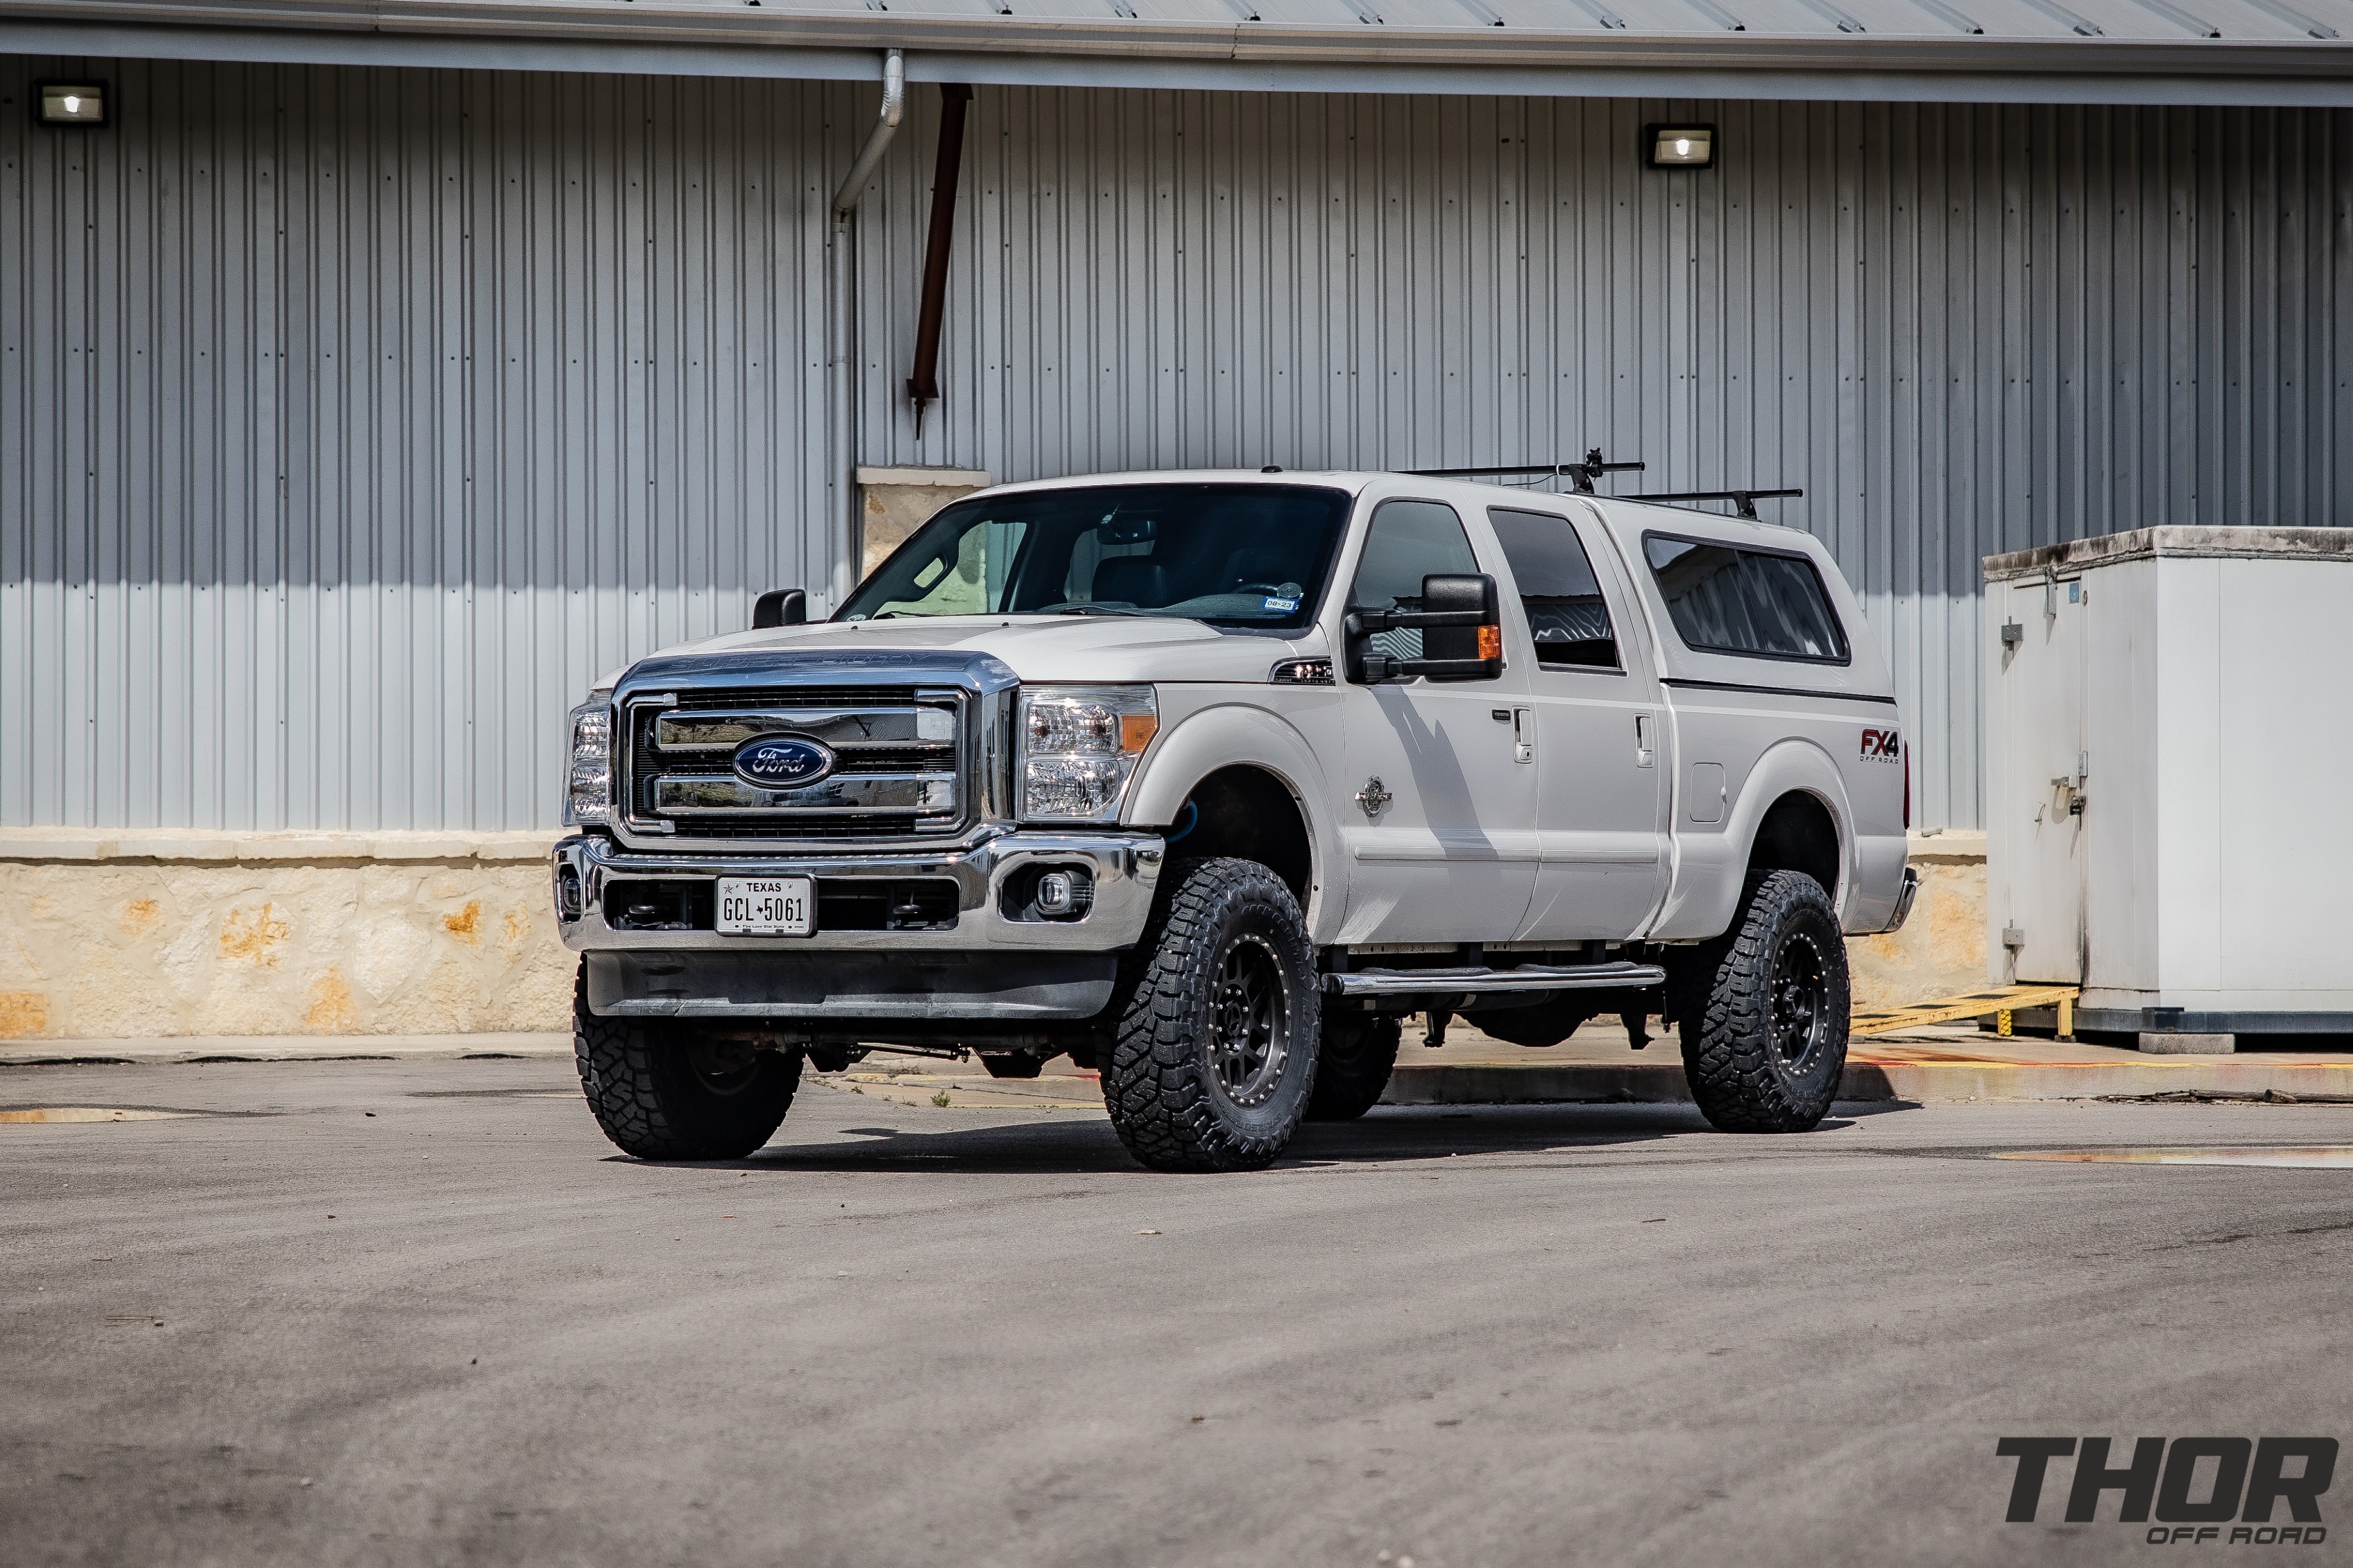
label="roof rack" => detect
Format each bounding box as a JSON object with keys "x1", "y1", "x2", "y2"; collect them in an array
[
  {"x1": 1409, "y1": 448, "x2": 1644, "y2": 494},
  {"x1": 1410, "y1": 447, "x2": 1802, "y2": 519},
  {"x1": 1629, "y1": 487, "x2": 1804, "y2": 521}
]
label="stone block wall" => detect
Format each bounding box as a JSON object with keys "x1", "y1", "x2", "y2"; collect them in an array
[
  {"x1": 0, "y1": 831, "x2": 572, "y2": 1040},
  {"x1": 1846, "y1": 833, "x2": 1989, "y2": 1012},
  {"x1": 855, "y1": 466, "x2": 992, "y2": 579},
  {"x1": 0, "y1": 829, "x2": 1985, "y2": 1040}
]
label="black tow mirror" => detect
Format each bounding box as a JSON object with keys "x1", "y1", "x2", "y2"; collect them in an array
[
  {"x1": 1343, "y1": 573, "x2": 1504, "y2": 683},
  {"x1": 752, "y1": 588, "x2": 807, "y2": 630}
]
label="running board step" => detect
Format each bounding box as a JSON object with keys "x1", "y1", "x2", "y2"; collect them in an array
[{"x1": 1322, "y1": 960, "x2": 1666, "y2": 999}]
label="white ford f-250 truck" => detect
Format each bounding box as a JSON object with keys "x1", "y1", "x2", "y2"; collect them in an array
[{"x1": 551, "y1": 469, "x2": 1917, "y2": 1171}]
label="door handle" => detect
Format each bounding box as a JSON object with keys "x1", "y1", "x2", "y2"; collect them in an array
[
  {"x1": 1513, "y1": 707, "x2": 1534, "y2": 765},
  {"x1": 1635, "y1": 713, "x2": 1656, "y2": 769}
]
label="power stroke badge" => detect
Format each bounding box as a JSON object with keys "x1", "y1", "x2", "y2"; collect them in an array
[{"x1": 1999, "y1": 1437, "x2": 2337, "y2": 1544}]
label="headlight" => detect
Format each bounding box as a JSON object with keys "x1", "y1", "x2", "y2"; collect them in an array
[
  {"x1": 1017, "y1": 686, "x2": 1158, "y2": 823},
  {"x1": 564, "y1": 700, "x2": 613, "y2": 825}
]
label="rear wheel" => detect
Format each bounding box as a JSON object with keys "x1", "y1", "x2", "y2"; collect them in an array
[
  {"x1": 1101, "y1": 858, "x2": 1319, "y2": 1172},
  {"x1": 1304, "y1": 1010, "x2": 1398, "y2": 1121},
  {"x1": 572, "y1": 963, "x2": 801, "y2": 1159},
  {"x1": 1678, "y1": 870, "x2": 1849, "y2": 1133}
]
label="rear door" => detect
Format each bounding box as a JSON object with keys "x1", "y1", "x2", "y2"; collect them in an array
[
  {"x1": 1487, "y1": 505, "x2": 1670, "y2": 941},
  {"x1": 1335, "y1": 498, "x2": 1538, "y2": 943}
]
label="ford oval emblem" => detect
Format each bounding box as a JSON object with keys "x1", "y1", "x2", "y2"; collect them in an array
[{"x1": 732, "y1": 735, "x2": 836, "y2": 790}]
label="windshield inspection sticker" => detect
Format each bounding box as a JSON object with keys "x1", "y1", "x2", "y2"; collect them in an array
[{"x1": 1262, "y1": 596, "x2": 1298, "y2": 612}]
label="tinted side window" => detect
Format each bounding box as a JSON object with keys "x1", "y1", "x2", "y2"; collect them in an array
[
  {"x1": 1488, "y1": 508, "x2": 1618, "y2": 671},
  {"x1": 1351, "y1": 500, "x2": 1478, "y2": 661},
  {"x1": 1642, "y1": 534, "x2": 1849, "y2": 663}
]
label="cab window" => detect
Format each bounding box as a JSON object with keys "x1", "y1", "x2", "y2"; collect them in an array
[
  {"x1": 1350, "y1": 501, "x2": 1479, "y2": 662},
  {"x1": 1488, "y1": 508, "x2": 1619, "y2": 672}
]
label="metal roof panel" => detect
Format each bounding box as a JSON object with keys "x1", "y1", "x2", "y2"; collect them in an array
[{"x1": 6, "y1": 0, "x2": 2353, "y2": 102}]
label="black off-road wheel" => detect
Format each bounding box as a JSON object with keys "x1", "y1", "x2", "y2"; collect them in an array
[
  {"x1": 1304, "y1": 1010, "x2": 1398, "y2": 1122},
  {"x1": 1678, "y1": 870, "x2": 1850, "y2": 1133},
  {"x1": 1101, "y1": 858, "x2": 1319, "y2": 1172},
  {"x1": 572, "y1": 964, "x2": 802, "y2": 1159}
]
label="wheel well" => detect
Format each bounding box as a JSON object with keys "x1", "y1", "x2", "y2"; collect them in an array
[
  {"x1": 1164, "y1": 765, "x2": 1313, "y2": 906},
  {"x1": 1747, "y1": 790, "x2": 1841, "y2": 899}
]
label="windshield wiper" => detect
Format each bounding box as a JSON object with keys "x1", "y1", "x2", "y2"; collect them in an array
[{"x1": 1046, "y1": 603, "x2": 1153, "y2": 618}]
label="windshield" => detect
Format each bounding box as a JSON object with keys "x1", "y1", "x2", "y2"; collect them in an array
[{"x1": 838, "y1": 483, "x2": 1352, "y2": 630}]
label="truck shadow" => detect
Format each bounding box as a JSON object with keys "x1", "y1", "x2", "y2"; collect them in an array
[{"x1": 697, "y1": 1100, "x2": 1904, "y2": 1175}]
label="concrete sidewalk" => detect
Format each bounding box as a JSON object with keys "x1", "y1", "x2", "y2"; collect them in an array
[
  {"x1": 804, "y1": 1020, "x2": 2353, "y2": 1110},
  {"x1": 1386, "y1": 1022, "x2": 2353, "y2": 1105},
  {"x1": 8, "y1": 1022, "x2": 2351, "y2": 1105},
  {"x1": 0, "y1": 1033, "x2": 574, "y2": 1066}
]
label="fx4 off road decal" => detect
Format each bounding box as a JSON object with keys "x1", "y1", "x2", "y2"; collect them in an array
[{"x1": 1860, "y1": 726, "x2": 1902, "y2": 762}]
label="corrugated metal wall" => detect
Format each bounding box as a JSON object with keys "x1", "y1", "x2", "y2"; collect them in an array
[
  {"x1": 1, "y1": 58, "x2": 851, "y2": 830},
  {"x1": 5, "y1": 56, "x2": 2348, "y2": 830}
]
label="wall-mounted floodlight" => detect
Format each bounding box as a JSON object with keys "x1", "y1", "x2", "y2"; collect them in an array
[
  {"x1": 1646, "y1": 124, "x2": 1714, "y2": 169},
  {"x1": 37, "y1": 82, "x2": 108, "y2": 126}
]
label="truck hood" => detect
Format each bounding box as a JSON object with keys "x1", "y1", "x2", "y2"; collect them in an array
[{"x1": 610, "y1": 615, "x2": 1318, "y2": 689}]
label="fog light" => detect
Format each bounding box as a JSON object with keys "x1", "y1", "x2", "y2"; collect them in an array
[
  {"x1": 1036, "y1": 871, "x2": 1076, "y2": 915},
  {"x1": 38, "y1": 82, "x2": 108, "y2": 126},
  {"x1": 1646, "y1": 124, "x2": 1714, "y2": 168},
  {"x1": 555, "y1": 865, "x2": 585, "y2": 922}
]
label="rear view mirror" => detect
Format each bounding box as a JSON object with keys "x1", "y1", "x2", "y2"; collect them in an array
[
  {"x1": 1342, "y1": 573, "x2": 1505, "y2": 683},
  {"x1": 752, "y1": 588, "x2": 807, "y2": 630}
]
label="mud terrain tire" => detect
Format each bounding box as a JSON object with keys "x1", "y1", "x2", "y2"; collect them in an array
[
  {"x1": 1102, "y1": 858, "x2": 1319, "y2": 1172},
  {"x1": 1305, "y1": 1010, "x2": 1399, "y2": 1122},
  {"x1": 1679, "y1": 870, "x2": 1849, "y2": 1133},
  {"x1": 572, "y1": 963, "x2": 801, "y2": 1159}
]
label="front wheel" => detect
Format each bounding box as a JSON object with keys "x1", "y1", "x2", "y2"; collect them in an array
[
  {"x1": 572, "y1": 963, "x2": 801, "y2": 1159},
  {"x1": 1679, "y1": 870, "x2": 1849, "y2": 1133},
  {"x1": 1101, "y1": 858, "x2": 1319, "y2": 1172}
]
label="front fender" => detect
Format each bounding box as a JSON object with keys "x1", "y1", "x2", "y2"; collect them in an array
[
  {"x1": 1122, "y1": 699, "x2": 1345, "y2": 942},
  {"x1": 1648, "y1": 738, "x2": 1856, "y2": 941}
]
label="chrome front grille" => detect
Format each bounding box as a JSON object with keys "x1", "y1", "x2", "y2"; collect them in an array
[{"x1": 622, "y1": 686, "x2": 965, "y2": 843}]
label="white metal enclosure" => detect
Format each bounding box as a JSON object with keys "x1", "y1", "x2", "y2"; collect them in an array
[{"x1": 1983, "y1": 528, "x2": 2353, "y2": 1034}]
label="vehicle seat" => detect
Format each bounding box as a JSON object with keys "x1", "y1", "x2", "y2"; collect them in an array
[{"x1": 1092, "y1": 558, "x2": 1168, "y2": 606}]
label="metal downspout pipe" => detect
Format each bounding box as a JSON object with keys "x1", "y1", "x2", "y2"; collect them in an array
[{"x1": 826, "y1": 49, "x2": 906, "y2": 611}]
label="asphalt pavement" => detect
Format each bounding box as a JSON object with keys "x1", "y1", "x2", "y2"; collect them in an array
[{"x1": 5, "y1": 1056, "x2": 2351, "y2": 1568}]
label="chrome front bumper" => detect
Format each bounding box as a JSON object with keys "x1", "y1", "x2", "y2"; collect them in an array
[{"x1": 550, "y1": 828, "x2": 1165, "y2": 956}]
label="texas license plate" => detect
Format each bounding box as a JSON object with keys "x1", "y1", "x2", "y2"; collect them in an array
[{"x1": 716, "y1": 877, "x2": 814, "y2": 936}]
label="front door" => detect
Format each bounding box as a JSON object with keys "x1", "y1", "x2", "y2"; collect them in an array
[
  {"x1": 1485, "y1": 505, "x2": 1671, "y2": 941},
  {"x1": 1992, "y1": 573, "x2": 2087, "y2": 985},
  {"x1": 1337, "y1": 499, "x2": 1537, "y2": 944}
]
